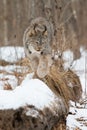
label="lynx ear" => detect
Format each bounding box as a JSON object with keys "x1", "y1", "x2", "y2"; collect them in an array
[
  {"x1": 43, "y1": 30, "x2": 48, "y2": 36},
  {"x1": 28, "y1": 29, "x2": 35, "y2": 37}
]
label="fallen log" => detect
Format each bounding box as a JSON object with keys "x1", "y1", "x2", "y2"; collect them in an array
[
  {"x1": 0, "y1": 60, "x2": 82, "y2": 130},
  {"x1": 0, "y1": 75, "x2": 69, "y2": 130},
  {"x1": 0, "y1": 105, "x2": 67, "y2": 130}
]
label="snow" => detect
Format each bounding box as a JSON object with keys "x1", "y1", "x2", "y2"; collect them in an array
[
  {"x1": 74, "y1": 49, "x2": 87, "y2": 95},
  {"x1": 0, "y1": 46, "x2": 87, "y2": 129},
  {"x1": 63, "y1": 50, "x2": 74, "y2": 70},
  {"x1": 67, "y1": 105, "x2": 87, "y2": 130},
  {"x1": 0, "y1": 46, "x2": 25, "y2": 62},
  {"x1": 0, "y1": 73, "x2": 56, "y2": 110}
]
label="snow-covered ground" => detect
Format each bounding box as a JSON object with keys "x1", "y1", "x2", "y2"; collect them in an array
[
  {"x1": 0, "y1": 46, "x2": 87, "y2": 129},
  {"x1": 0, "y1": 73, "x2": 56, "y2": 110},
  {"x1": 0, "y1": 46, "x2": 25, "y2": 62},
  {"x1": 64, "y1": 48, "x2": 87, "y2": 130}
]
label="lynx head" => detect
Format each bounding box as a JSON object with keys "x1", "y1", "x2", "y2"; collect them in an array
[{"x1": 23, "y1": 17, "x2": 54, "y2": 55}]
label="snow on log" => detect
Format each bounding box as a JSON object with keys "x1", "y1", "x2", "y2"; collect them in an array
[{"x1": 0, "y1": 73, "x2": 68, "y2": 130}]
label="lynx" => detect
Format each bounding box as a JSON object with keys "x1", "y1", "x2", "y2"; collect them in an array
[{"x1": 23, "y1": 17, "x2": 54, "y2": 78}]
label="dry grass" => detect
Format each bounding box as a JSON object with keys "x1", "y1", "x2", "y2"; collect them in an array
[
  {"x1": 41, "y1": 64, "x2": 82, "y2": 105},
  {"x1": 0, "y1": 57, "x2": 32, "y2": 89},
  {"x1": 4, "y1": 82, "x2": 12, "y2": 90},
  {"x1": 0, "y1": 57, "x2": 30, "y2": 67}
]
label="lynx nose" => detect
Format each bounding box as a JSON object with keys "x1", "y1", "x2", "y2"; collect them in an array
[{"x1": 41, "y1": 51, "x2": 44, "y2": 55}]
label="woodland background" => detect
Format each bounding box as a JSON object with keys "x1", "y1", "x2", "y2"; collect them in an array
[{"x1": 0, "y1": 0, "x2": 87, "y2": 54}]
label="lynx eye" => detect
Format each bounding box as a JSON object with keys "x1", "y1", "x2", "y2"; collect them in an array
[
  {"x1": 36, "y1": 41, "x2": 39, "y2": 44},
  {"x1": 29, "y1": 50, "x2": 32, "y2": 54},
  {"x1": 41, "y1": 51, "x2": 43, "y2": 55}
]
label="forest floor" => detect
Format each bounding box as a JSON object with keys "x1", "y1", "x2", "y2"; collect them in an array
[{"x1": 0, "y1": 46, "x2": 87, "y2": 130}]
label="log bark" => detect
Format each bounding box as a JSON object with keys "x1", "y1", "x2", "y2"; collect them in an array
[
  {"x1": 0, "y1": 108, "x2": 66, "y2": 130},
  {"x1": 0, "y1": 96, "x2": 68, "y2": 130}
]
